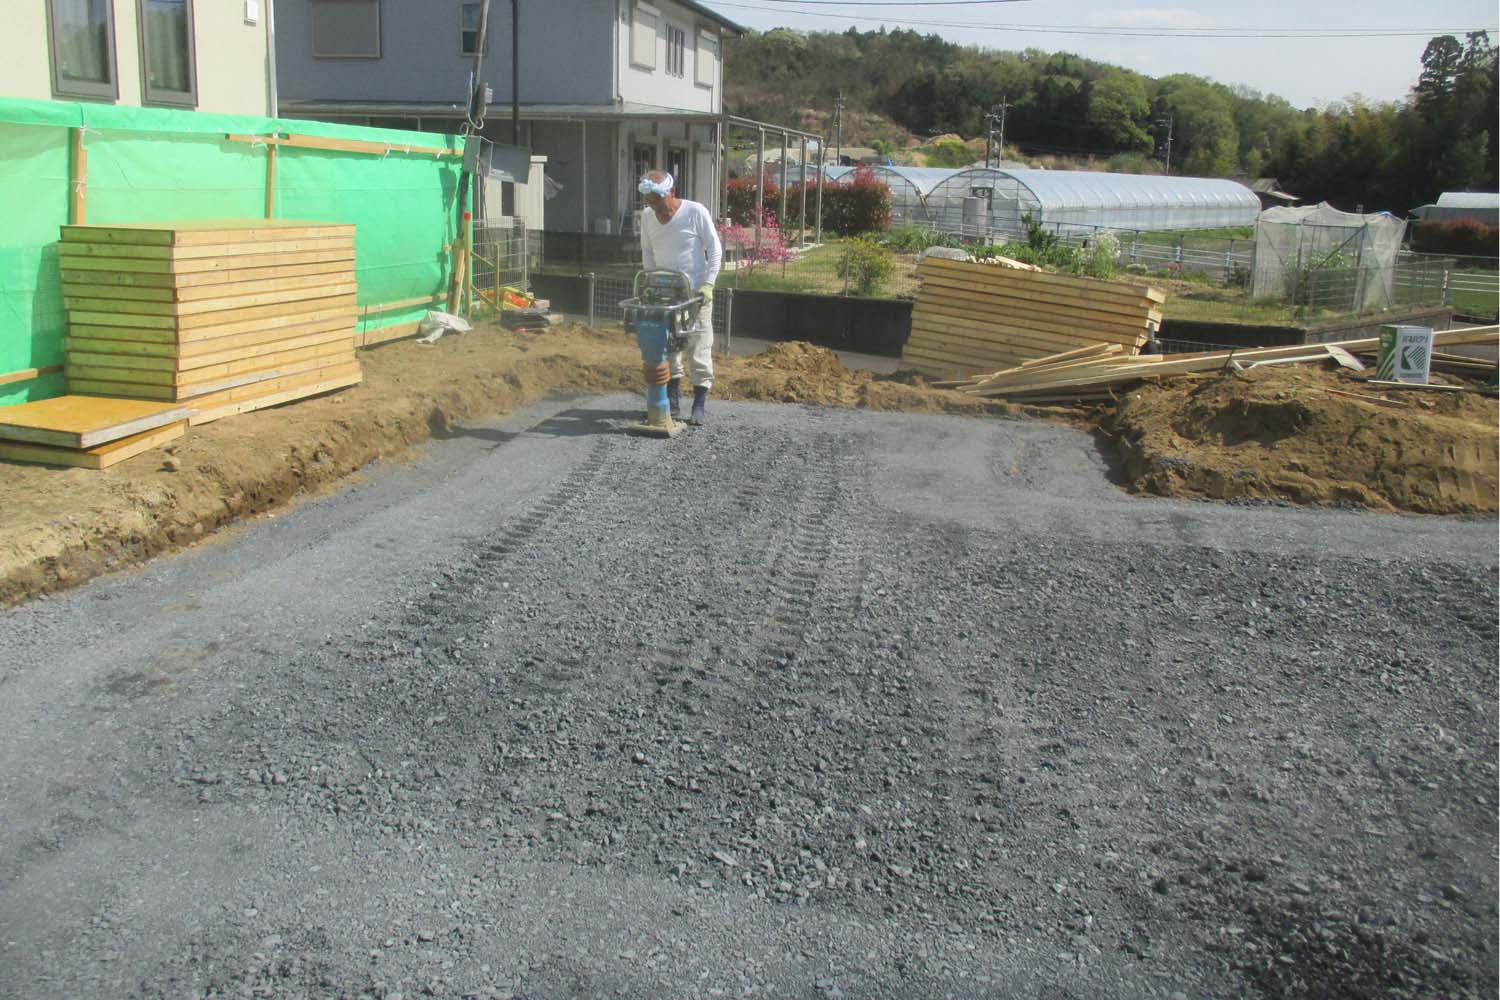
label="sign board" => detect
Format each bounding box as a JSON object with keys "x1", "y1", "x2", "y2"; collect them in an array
[{"x1": 1375, "y1": 325, "x2": 1434, "y2": 384}]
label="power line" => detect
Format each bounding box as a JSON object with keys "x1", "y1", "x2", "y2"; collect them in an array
[{"x1": 713, "y1": 3, "x2": 1497, "y2": 39}]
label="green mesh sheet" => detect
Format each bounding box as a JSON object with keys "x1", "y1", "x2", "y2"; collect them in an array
[{"x1": 0, "y1": 97, "x2": 464, "y2": 405}]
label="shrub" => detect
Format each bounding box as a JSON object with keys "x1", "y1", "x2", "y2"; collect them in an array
[
  {"x1": 1411, "y1": 219, "x2": 1499, "y2": 257},
  {"x1": 726, "y1": 173, "x2": 779, "y2": 228},
  {"x1": 880, "y1": 223, "x2": 962, "y2": 251},
  {"x1": 819, "y1": 166, "x2": 893, "y2": 236},
  {"x1": 837, "y1": 237, "x2": 894, "y2": 296},
  {"x1": 718, "y1": 215, "x2": 794, "y2": 278}
]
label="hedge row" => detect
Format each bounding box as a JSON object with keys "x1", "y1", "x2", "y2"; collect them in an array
[
  {"x1": 1410, "y1": 219, "x2": 1499, "y2": 257},
  {"x1": 725, "y1": 167, "x2": 893, "y2": 236}
]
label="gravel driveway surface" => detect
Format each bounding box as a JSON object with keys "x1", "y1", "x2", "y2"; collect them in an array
[{"x1": 1, "y1": 393, "x2": 1495, "y2": 1000}]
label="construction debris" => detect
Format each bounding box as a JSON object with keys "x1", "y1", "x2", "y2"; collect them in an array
[
  {"x1": 59, "y1": 220, "x2": 363, "y2": 425},
  {"x1": 942, "y1": 326, "x2": 1499, "y2": 405},
  {"x1": 904, "y1": 257, "x2": 1164, "y2": 378}
]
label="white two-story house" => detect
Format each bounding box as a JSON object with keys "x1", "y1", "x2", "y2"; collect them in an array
[{"x1": 274, "y1": 0, "x2": 742, "y2": 236}]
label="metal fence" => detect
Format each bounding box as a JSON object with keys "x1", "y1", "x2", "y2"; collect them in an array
[
  {"x1": 470, "y1": 219, "x2": 537, "y2": 312},
  {"x1": 527, "y1": 218, "x2": 1494, "y2": 329},
  {"x1": 581, "y1": 272, "x2": 736, "y2": 357}
]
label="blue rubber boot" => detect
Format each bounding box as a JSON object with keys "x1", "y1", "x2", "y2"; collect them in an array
[
  {"x1": 689, "y1": 386, "x2": 708, "y2": 426},
  {"x1": 667, "y1": 379, "x2": 682, "y2": 420}
]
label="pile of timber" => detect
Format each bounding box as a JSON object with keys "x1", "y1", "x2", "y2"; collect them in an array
[
  {"x1": 941, "y1": 326, "x2": 1500, "y2": 404},
  {"x1": 905, "y1": 257, "x2": 1165, "y2": 377},
  {"x1": 0, "y1": 395, "x2": 188, "y2": 469},
  {"x1": 60, "y1": 220, "x2": 362, "y2": 425}
]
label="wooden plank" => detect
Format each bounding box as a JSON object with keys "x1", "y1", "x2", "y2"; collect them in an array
[
  {"x1": 61, "y1": 221, "x2": 352, "y2": 246},
  {"x1": 226, "y1": 132, "x2": 462, "y2": 159},
  {"x1": 63, "y1": 270, "x2": 354, "y2": 304},
  {"x1": 70, "y1": 127, "x2": 87, "y2": 225},
  {"x1": 921, "y1": 260, "x2": 1168, "y2": 308},
  {"x1": 265, "y1": 144, "x2": 277, "y2": 219},
  {"x1": 907, "y1": 323, "x2": 1123, "y2": 364},
  {"x1": 178, "y1": 295, "x2": 359, "y2": 335},
  {"x1": 0, "y1": 420, "x2": 185, "y2": 470},
  {"x1": 66, "y1": 351, "x2": 176, "y2": 373},
  {"x1": 917, "y1": 273, "x2": 1161, "y2": 324},
  {"x1": 0, "y1": 395, "x2": 189, "y2": 448},
  {"x1": 361, "y1": 294, "x2": 444, "y2": 317},
  {"x1": 915, "y1": 282, "x2": 1161, "y2": 328},
  {"x1": 184, "y1": 362, "x2": 363, "y2": 414},
  {"x1": 187, "y1": 370, "x2": 362, "y2": 426},
  {"x1": 919, "y1": 266, "x2": 1162, "y2": 313},
  {"x1": 66, "y1": 310, "x2": 175, "y2": 330},
  {"x1": 903, "y1": 342, "x2": 1035, "y2": 374},
  {"x1": 62, "y1": 283, "x2": 175, "y2": 303},
  {"x1": 177, "y1": 349, "x2": 358, "y2": 399},
  {"x1": 177, "y1": 327, "x2": 355, "y2": 368},
  {"x1": 0, "y1": 365, "x2": 64, "y2": 388},
  {"x1": 65, "y1": 379, "x2": 175, "y2": 401},
  {"x1": 57, "y1": 235, "x2": 355, "y2": 261},
  {"x1": 66, "y1": 362, "x2": 176, "y2": 387},
  {"x1": 1364, "y1": 380, "x2": 1492, "y2": 394},
  {"x1": 916, "y1": 288, "x2": 1161, "y2": 339},
  {"x1": 177, "y1": 317, "x2": 355, "y2": 358},
  {"x1": 177, "y1": 340, "x2": 355, "y2": 385},
  {"x1": 921, "y1": 257, "x2": 1166, "y2": 304},
  {"x1": 67, "y1": 324, "x2": 178, "y2": 344},
  {"x1": 912, "y1": 302, "x2": 1149, "y2": 349},
  {"x1": 62, "y1": 258, "x2": 351, "y2": 289},
  {"x1": 65, "y1": 280, "x2": 358, "y2": 316},
  {"x1": 356, "y1": 320, "x2": 423, "y2": 348}
]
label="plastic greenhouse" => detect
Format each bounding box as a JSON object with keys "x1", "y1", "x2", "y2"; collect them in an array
[
  {"x1": 924, "y1": 168, "x2": 1262, "y2": 237},
  {"x1": 860, "y1": 167, "x2": 960, "y2": 224},
  {"x1": 1250, "y1": 203, "x2": 1406, "y2": 312}
]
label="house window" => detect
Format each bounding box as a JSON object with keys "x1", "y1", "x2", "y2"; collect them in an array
[
  {"x1": 139, "y1": 0, "x2": 196, "y2": 106},
  {"x1": 312, "y1": 0, "x2": 381, "y2": 58},
  {"x1": 45, "y1": 0, "x2": 119, "y2": 101},
  {"x1": 460, "y1": 1, "x2": 488, "y2": 55},
  {"x1": 695, "y1": 30, "x2": 715, "y2": 88},
  {"x1": 630, "y1": 3, "x2": 656, "y2": 70},
  {"x1": 665, "y1": 25, "x2": 685, "y2": 77}
]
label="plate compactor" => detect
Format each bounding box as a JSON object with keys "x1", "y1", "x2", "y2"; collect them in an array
[{"x1": 621, "y1": 269, "x2": 702, "y2": 438}]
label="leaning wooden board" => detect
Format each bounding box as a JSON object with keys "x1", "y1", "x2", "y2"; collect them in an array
[
  {"x1": 59, "y1": 220, "x2": 361, "y2": 413},
  {"x1": 905, "y1": 258, "x2": 1165, "y2": 377}
]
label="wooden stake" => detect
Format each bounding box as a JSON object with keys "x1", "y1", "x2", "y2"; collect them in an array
[
  {"x1": 70, "y1": 128, "x2": 87, "y2": 225},
  {"x1": 265, "y1": 144, "x2": 277, "y2": 219}
]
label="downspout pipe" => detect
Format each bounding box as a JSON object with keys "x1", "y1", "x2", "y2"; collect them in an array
[{"x1": 265, "y1": 0, "x2": 278, "y2": 118}]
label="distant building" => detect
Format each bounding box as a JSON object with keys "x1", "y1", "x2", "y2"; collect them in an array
[
  {"x1": 1238, "y1": 178, "x2": 1300, "y2": 211},
  {"x1": 5, "y1": 0, "x2": 275, "y2": 115},
  {"x1": 1411, "y1": 192, "x2": 1500, "y2": 226}
]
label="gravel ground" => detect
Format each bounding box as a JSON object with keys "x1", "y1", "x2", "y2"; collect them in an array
[{"x1": 0, "y1": 393, "x2": 1495, "y2": 1000}]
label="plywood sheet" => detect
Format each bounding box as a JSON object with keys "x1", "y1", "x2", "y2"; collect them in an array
[
  {"x1": 0, "y1": 395, "x2": 190, "y2": 449},
  {"x1": 0, "y1": 420, "x2": 186, "y2": 469},
  {"x1": 61, "y1": 220, "x2": 352, "y2": 246}
]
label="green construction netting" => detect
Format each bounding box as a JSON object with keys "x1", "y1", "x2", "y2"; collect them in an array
[{"x1": 0, "y1": 97, "x2": 465, "y2": 405}]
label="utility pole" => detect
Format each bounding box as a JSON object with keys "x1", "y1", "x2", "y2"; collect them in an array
[
  {"x1": 832, "y1": 91, "x2": 845, "y2": 166},
  {"x1": 984, "y1": 96, "x2": 1011, "y2": 168},
  {"x1": 1156, "y1": 113, "x2": 1174, "y2": 175},
  {"x1": 511, "y1": 0, "x2": 520, "y2": 145}
]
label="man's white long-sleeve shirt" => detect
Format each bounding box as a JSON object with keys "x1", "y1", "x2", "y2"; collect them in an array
[{"x1": 639, "y1": 200, "x2": 723, "y2": 291}]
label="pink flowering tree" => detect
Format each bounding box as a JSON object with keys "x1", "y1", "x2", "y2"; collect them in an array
[{"x1": 718, "y1": 208, "x2": 795, "y2": 279}]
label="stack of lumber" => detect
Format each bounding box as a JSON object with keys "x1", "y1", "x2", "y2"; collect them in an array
[
  {"x1": 941, "y1": 326, "x2": 1500, "y2": 405},
  {"x1": 0, "y1": 395, "x2": 188, "y2": 469},
  {"x1": 59, "y1": 220, "x2": 362, "y2": 424},
  {"x1": 905, "y1": 257, "x2": 1165, "y2": 377}
]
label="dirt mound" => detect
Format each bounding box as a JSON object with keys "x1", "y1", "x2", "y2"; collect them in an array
[
  {"x1": 735, "y1": 341, "x2": 848, "y2": 377},
  {"x1": 1107, "y1": 364, "x2": 1499, "y2": 514}
]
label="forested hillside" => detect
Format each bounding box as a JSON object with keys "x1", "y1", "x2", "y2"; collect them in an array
[{"x1": 724, "y1": 28, "x2": 1498, "y2": 215}]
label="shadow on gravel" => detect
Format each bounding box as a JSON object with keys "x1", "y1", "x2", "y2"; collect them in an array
[{"x1": 446, "y1": 405, "x2": 639, "y2": 448}]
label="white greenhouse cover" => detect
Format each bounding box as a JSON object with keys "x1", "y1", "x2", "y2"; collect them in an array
[{"x1": 1251, "y1": 202, "x2": 1406, "y2": 311}]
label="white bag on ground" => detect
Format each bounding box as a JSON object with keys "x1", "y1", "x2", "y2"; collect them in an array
[{"x1": 416, "y1": 310, "x2": 473, "y2": 345}]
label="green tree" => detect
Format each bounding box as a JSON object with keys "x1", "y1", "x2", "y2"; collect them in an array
[{"x1": 1087, "y1": 72, "x2": 1152, "y2": 151}]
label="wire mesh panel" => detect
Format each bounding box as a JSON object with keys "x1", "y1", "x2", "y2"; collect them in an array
[{"x1": 470, "y1": 218, "x2": 531, "y2": 312}]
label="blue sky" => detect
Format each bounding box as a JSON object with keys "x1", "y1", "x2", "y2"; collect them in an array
[{"x1": 709, "y1": 1, "x2": 1498, "y2": 108}]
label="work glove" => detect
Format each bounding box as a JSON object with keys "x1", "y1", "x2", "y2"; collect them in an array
[{"x1": 697, "y1": 285, "x2": 714, "y2": 306}]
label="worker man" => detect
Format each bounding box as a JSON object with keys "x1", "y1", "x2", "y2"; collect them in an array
[{"x1": 638, "y1": 170, "x2": 722, "y2": 426}]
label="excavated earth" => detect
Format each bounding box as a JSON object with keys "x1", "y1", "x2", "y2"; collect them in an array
[{"x1": 0, "y1": 378, "x2": 1495, "y2": 999}]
